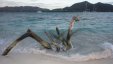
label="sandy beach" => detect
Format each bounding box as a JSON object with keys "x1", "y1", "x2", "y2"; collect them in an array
[{"x1": 0, "y1": 53, "x2": 113, "y2": 64}]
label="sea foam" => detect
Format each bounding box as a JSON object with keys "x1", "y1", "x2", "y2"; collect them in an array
[
  {"x1": 0, "y1": 39, "x2": 113, "y2": 61},
  {"x1": 7, "y1": 42, "x2": 112, "y2": 61}
]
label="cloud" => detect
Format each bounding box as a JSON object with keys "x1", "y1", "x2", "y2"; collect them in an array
[
  {"x1": 0, "y1": 0, "x2": 26, "y2": 7},
  {"x1": 0, "y1": 0, "x2": 71, "y2": 9},
  {"x1": 106, "y1": 2, "x2": 113, "y2": 4},
  {"x1": 30, "y1": 0, "x2": 38, "y2": 1},
  {"x1": 28, "y1": 3, "x2": 70, "y2": 9},
  {"x1": 0, "y1": 0, "x2": 113, "y2": 9}
]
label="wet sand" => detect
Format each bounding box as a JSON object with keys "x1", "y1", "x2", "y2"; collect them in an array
[{"x1": 0, "y1": 53, "x2": 113, "y2": 64}]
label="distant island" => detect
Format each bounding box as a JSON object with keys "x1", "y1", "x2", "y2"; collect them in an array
[
  {"x1": 0, "y1": 1, "x2": 113, "y2": 12},
  {"x1": 0, "y1": 6, "x2": 50, "y2": 12}
]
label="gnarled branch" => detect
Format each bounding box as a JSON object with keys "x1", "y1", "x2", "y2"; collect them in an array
[{"x1": 2, "y1": 29, "x2": 51, "y2": 56}]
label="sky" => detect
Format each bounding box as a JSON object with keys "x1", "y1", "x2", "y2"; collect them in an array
[{"x1": 0, "y1": 0, "x2": 113, "y2": 9}]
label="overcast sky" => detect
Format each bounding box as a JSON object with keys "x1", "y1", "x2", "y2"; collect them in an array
[{"x1": 0, "y1": 0, "x2": 113, "y2": 9}]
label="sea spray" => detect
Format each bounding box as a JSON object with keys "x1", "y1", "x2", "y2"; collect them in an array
[{"x1": 102, "y1": 42, "x2": 113, "y2": 57}]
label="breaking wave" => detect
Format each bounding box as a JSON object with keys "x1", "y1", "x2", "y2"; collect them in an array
[{"x1": 0, "y1": 38, "x2": 113, "y2": 61}]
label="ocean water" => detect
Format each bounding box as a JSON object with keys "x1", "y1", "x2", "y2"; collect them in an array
[{"x1": 0, "y1": 12, "x2": 113, "y2": 61}]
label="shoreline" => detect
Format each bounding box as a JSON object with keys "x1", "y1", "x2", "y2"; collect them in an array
[{"x1": 0, "y1": 53, "x2": 113, "y2": 64}]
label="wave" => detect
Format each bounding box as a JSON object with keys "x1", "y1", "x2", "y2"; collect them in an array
[
  {"x1": 0, "y1": 38, "x2": 113, "y2": 61},
  {"x1": 68, "y1": 42, "x2": 113, "y2": 61},
  {"x1": 6, "y1": 42, "x2": 112, "y2": 61},
  {"x1": 68, "y1": 49, "x2": 112, "y2": 61},
  {"x1": 10, "y1": 47, "x2": 112, "y2": 61}
]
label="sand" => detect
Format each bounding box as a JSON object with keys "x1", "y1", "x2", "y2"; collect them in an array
[{"x1": 0, "y1": 53, "x2": 113, "y2": 64}]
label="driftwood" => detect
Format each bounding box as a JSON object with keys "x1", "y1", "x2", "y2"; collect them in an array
[
  {"x1": 2, "y1": 29, "x2": 51, "y2": 56},
  {"x1": 2, "y1": 16, "x2": 79, "y2": 56}
]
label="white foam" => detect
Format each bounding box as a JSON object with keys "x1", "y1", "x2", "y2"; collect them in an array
[
  {"x1": 68, "y1": 49, "x2": 112, "y2": 61},
  {"x1": 102, "y1": 42, "x2": 113, "y2": 56},
  {"x1": 102, "y1": 42, "x2": 113, "y2": 52},
  {"x1": 67, "y1": 42, "x2": 113, "y2": 61},
  {"x1": 12, "y1": 44, "x2": 113, "y2": 62},
  {"x1": 13, "y1": 48, "x2": 47, "y2": 54},
  {"x1": 1, "y1": 40, "x2": 113, "y2": 61}
]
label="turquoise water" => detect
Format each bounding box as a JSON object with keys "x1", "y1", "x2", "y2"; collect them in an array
[{"x1": 0, "y1": 12, "x2": 113, "y2": 61}]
